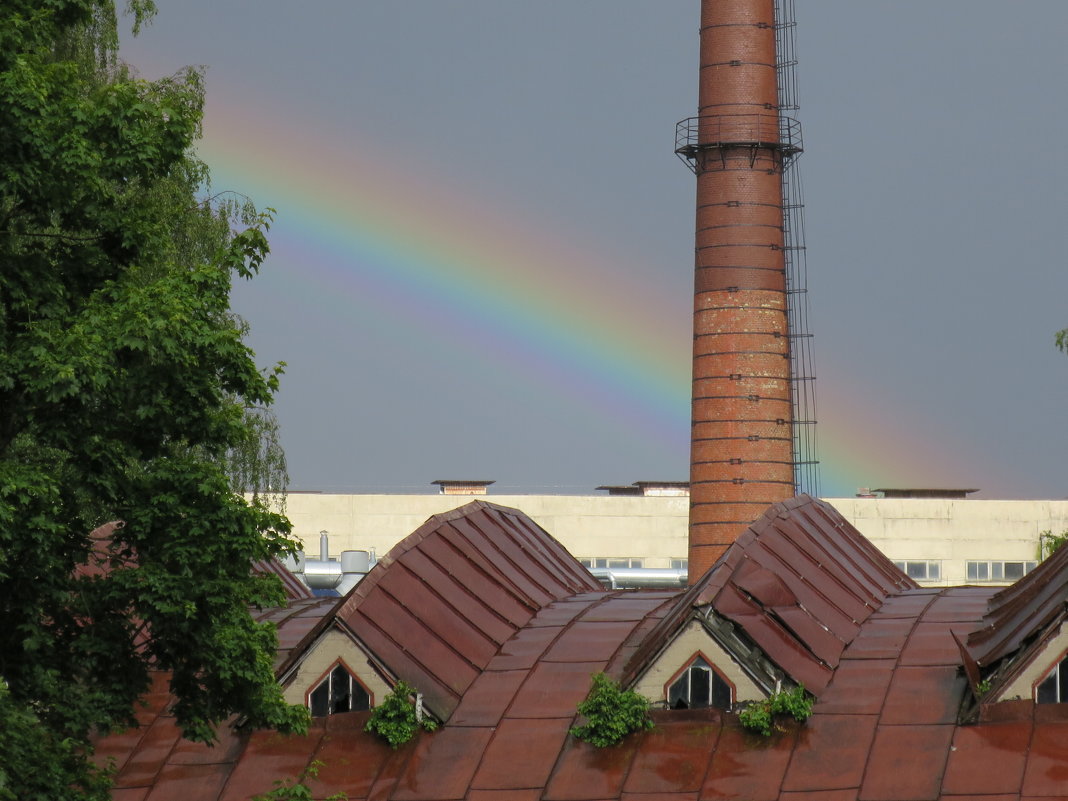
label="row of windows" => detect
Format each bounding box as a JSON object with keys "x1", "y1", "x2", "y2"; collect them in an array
[
  {"x1": 309, "y1": 656, "x2": 734, "y2": 719},
  {"x1": 895, "y1": 560, "x2": 941, "y2": 580},
  {"x1": 894, "y1": 560, "x2": 1038, "y2": 582},
  {"x1": 578, "y1": 558, "x2": 689, "y2": 570},
  {"x1": 580, "y1": 557, "x2": 645, "y2": 569},
  {"x1": 967, "y1": 560, "x2": 1037, "y2": 581}
]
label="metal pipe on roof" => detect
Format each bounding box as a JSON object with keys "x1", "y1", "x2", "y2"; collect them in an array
[
  {"x1": 285, "y1": 548, "x2": 375, "y2": 595},
  {"x1": 588, "y1": 567, "x2": 688, "y2": 590}
]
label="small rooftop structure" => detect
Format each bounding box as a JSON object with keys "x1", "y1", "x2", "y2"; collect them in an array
[
  {"x1": 596, "y1": 480, "x2": 689, "y2": 497},
  {"x1": 873, "y1": 487, "x2": 980, "y2": 499},
  {"x1": 430, "y1": 479, "x2": 495, "y2": 495}
]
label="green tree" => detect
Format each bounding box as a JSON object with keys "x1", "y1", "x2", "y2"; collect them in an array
[{"x1": 0, "y1": 2, "x2": 306, "y2": 798}]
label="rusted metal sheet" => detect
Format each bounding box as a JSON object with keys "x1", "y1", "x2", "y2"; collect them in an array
[
  {"x1": 625, "y1": 495, "x2": 911, "y2": 694},
  {"x1": 251, "y1": 557, "x2": 312, "y2": 601},
  {"x1": 334, "y1": 501, "x2": 602, "y2": 719},
  {"x1": 251, "y1": 595, "x2": 338, "y2": 674},
  {"x1": 967, "y1": 541, "x2": 1068, "y2": 667},
  {"x1": 95, "y1": 506, "x2": 1068, "y2": 801}
]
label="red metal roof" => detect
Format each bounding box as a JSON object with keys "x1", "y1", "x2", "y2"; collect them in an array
[
  {"x1": 251, "y1": 595, "x2": 339, "y2": 673},
  {"x1": 625, "y1": 495, "x2": 914, "y2": 694},
  {"x1": 334, "y1": 501, "x2": 602, "y2": 719},
  {"x1": 94, "y1": 496, "x2": 1068, "y2": 800},
  {"x1": 251, "y1": 557, "x2": 313, "y2": 601},
  {"x1": 967, "y1": 537, "x2": 1068, "y2": 667}
]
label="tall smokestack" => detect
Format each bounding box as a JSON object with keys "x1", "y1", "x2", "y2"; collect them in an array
[{"x1": 679, "y1": 0, "x2": 802, "y2": 583}]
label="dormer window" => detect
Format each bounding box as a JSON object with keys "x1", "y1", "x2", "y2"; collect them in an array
[
  {"x1": 1036, "y1": 654, "x2": 1068, "y2": 703},
  {"x1": 309, "y1": 662, "x2": 371, "y2": 716},
  {"x1": 668, "y1": 655, "x2": 732, "y2": 710}
]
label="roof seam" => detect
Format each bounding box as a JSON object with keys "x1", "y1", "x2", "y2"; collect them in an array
[
  {"x1": 457, "y1": 514, "x2": 565, "y2": 606},
  {"x1": 349, "y1": 604, "x2": 462, "y2": 714},
  {"x1": 394, "y1": 559, "x2": 507, "y2": 653},
  {"x1": 426, "y1": 526, "x2": 538, "y2": 628},
  {"x1": 439, "y1": 520, "x2": 542, "y2": 613},
  {"x1": 377, "y1": 581, "x2": 485, "y2": 680}
]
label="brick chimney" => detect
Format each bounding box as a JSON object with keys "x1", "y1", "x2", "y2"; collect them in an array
[{"x1": 679, "y1": 0, "x2": 799, "y2": 582}]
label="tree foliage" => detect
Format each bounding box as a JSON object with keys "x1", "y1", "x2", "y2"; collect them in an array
[{"x1": 0, "y1": 2, "x2": 305, "y2": 798}]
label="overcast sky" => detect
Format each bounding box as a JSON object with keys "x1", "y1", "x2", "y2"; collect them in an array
[{"x1": 120, "y1": 2, "x2": 1068, "y2": 499}]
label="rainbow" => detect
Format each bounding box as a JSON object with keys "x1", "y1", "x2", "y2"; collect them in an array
[{"x1": 191, "y1": 91, "x2": 1007, "y2": 499}]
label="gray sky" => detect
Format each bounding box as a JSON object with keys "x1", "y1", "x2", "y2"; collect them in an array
[{"x1": 120, "y1": 2, "x2": 1068, "y2": 498}]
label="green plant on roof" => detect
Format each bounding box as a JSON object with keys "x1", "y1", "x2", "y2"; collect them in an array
[
  {"x1": 1038, "y1": 529, "x2": 1068, "y2": 560},
  {"x1": 251, "y1": 759, "x2": 347, "y2": 801},
  {"x1": 570, "y1": 672, "x2": 655, "y2": 747},
  {"x1": 738, "y1": 684, "x2": 813, "y2": 737},
  {"x1": 364, "y1": 681, "x2": 438, "y2": 748}
]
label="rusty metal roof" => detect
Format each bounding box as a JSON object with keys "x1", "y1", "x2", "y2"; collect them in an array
[
  {"x1": 251, "y1": 557, "x2": 313, "y2": 601},
  {"x1": 95, "y1": 496, "x2": 1068, "y2": 800},
  {"x1": 251, "y1": 595, "x2": 339, "y2": 674},
  {"x1": 333, "y1": 501, "x2": 602, "y2": 719},
  {"x1": 967, "y1": 538, "x2": 1068, "y2": 668},
  {"x1": 625, "y1": 495, "x2": 914, "y2": 694}
]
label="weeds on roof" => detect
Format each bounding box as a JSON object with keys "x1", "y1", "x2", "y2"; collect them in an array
[
  {"x1": 570, "y1": 673, "x2": 655, "y2": 747},
  {"x1": 364, "y1": 681, "x2": 438, "y2": 748},
  {"x1": 738, "y1": 684, "x2": 813, "y2": 737},
  {"x1": 251, "y1": 759, "x2": 346, "y2": 801}
]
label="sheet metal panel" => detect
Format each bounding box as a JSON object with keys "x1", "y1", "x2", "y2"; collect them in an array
[
  {"x1": 400, "y1": 548, "x2": 517, "y2": 645},
  {"x1": 334, "y1": 501, "x2": 601, "y2": 720},
  {"x1": 967, "y1": 542, "x2": 1068, "y2": 667},
  {"x1": 373, "y1": 563, "x2": 502, "y2": 669}
]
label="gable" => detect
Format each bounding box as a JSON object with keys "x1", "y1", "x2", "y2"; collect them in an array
[
  {"x1": 624, "y1": 495, "x2": 913, "y2": 695},
  {"x1": 995, "y1": 621, "x2": 1068, "y2": 702},
  {"x1": 630, "y1": 618, "x2": 765, "y2": 705},
  {"x1": 279, "y1": 626, "x2": 391, "y2": 711}
]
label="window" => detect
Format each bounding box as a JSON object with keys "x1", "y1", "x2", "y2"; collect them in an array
[
  {"x1": 668, "y1": 656, "x2": 732, "y2": 710},
  {"x1": 670, "y1": 559, "x2": 688, "y2": 570},
  {"x1": 1036, "y1": 655, "x2": 1068, "y2": 703},
  {"x1": 579, "y1": 557, "x2": 643, "y2": 569},
  {"x1": 894, "y1": 560, "x2": 941, "y2": 580},
  {"x1": 966, "y1": 561, "x2": 1037, "y2": 582},
  {"x1": 309, "y1": 663, "x2": 370, "y2": 717}
]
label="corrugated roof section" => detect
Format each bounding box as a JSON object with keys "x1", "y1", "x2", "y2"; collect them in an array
[
  {"x1": 95, "y1": 494, "x2": 1068, "y2": 801},
  {"x1": 966, "y1": 540, "x2": 1068, "y2": 668},
  {"x1": 625, "y1": 495, "x2": 914, "y2": 694},
  {"x1": 334, "y1": 501, "x2": 602, "y2": 719}
]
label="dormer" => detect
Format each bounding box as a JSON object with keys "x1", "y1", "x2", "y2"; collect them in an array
[
  {"x1": 278, "y1": 623, "x2": 392, "y2": 717},
  {"x1": 623, "y1": 496, "x2": 911, "y2": 706},
  {"x1": 629, "y1": 617, "x2": 772, "y2": 709}
]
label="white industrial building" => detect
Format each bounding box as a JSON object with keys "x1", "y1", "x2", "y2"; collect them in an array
[{"x1": 277, "y1": 482, "x2": 1068, "y2": 588}]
